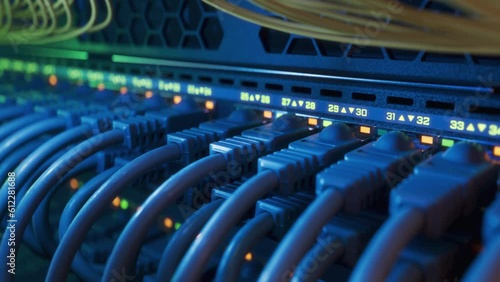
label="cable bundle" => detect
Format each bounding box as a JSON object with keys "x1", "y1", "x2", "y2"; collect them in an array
[
  {"x1": 203, "y1": 0, "x2": 500, "y2": 55},
  {"x1": 0, "y1": 0, "x2": 112, "y2": 45}
]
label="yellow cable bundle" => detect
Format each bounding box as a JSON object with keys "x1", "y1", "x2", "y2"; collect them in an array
[
  {"x1": 0, "y1": 0, "x2": 112, "y2": 45},
  {"x1": 203, "y1": 0, "x2": 500, "y2": 55}
]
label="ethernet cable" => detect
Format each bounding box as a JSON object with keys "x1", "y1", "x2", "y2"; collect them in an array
[
  {"x1": 156, "y1": 199, "x2": 225, "y2": 281},
  {"x1": 350, "y1": 142, "x2": 498, "y2": 282},
  {"x1": 0, "y1": 117, "x2": 68, "y2": 161},
  {"x1": 213, "y1": 188, "x2": 313, "y2": 282},
  {"x1": 0, "y1": 139, "x2": 45, "y2": 186},
  {"x1": 462, "y1": 195, "x2": 500, "y2": 282},
  {"x1": 258, "y1": 131, "x2": 421, "y2": 282},
  {"x1": 173, "y1": 123, "x2": 362, "y2": 281},
  {"x1": 0, "y1": 124, "x2": 95, "y2": 220},
  {"x1": 31, "y1": 155, "x2": 101, "y2": 255},
  {"x1": 48, "y1": 109, "x2": 264, "y2": 281},
  {"x1": 58, "y1": 166, "x2": 122, "y2": 282},
  {"x1": 0, "y1": 112, "x2": 48, "y2": 140},
  {"x1": 0, "y1": 129, "x2": 125, "y2": 282}
]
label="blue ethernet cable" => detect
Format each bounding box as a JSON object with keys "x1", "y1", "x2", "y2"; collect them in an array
[
  {"x1": 32, "y1": 155, "x2": 101, "y2": 255},
  {"x1": 0, "y1": 129, "x2": 125, "y2": 282},
  {"x1": 216, "y1": 212, "x2": 276, "y2": 282},
  {"x1": 258, "y1": 131, "x2": 422, "y2": 282},
  {"x1": 59, "y1": 166, "x2": 123, "y2": 282},
  {"x1": 462, "y1": 195, "x2": 500, "y2": 282},
  {"x1": 50, "y1": 110, "x2": 266, "y2": 281},
  {"x1": 58, "y1": 166, "x2": 123, "y2": 238},
  {"x1": 0, "y1": 124, "x2": 95, "y2": 219},
  {"x1": 0, "y1": 113, "x2": 47, "y2": 140},
  {"x1": 0, "y1": 139, "x2": 45, "y2": 184},
  {"x1": 0, "y1": 117, "x2": 68, "y2": 161},
  {"x1": 215, "y1": 191, "x2": 313, "y2": 282},
  {"x1": 0, "y1": 105, "x2": 31, "y2": 122},
  {"x1": 173, "y1": 123, "x2": 362, "y2": 281},
  {"x1": 350, "y1": 142, "x2": 498, "y2": 282},
  {"x1": 102, "y1": 114, "x2": 315, "y2": 281},
  {"x1": 156, "y1": 199, "x2": 225, "y2": 281}
]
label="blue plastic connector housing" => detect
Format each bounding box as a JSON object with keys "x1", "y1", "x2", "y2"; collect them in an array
[
  {"x1": 168, "y1": 109, "x2": 263, "y2": 165},
  {"x1": 483, "y1": 196, "x2": 500, "y2": 244},
  {"x1": 390, "y1": 142, "x2": 498, "y2": 238},
  {"x1": 398, "y1": 238, "x2": 458, "y2": 282},
  {"x1": 316, "y1": 131, "x2": 421, "y2": 214},
  {"x1": 199, "y1": 108, "x2": 264, "y2": 140},
  {"x1": 321, "y1": 211, "x2": 385, "y2": 267},
  {"x1": 144, "y1": 98, "x2": 210, "y2": 133},
  {"x1": 259, "y1": 123, "x2": 362, "y2": 195},
  {"x1": 210, "y1": 114, "x2": 316, "y2": 179},
  {"x1": 255, "y1": 192, "x2": 314, "y2": 238}
]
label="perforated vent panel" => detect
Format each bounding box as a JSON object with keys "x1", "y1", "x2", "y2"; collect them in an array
[{"x1": 78, "y1": 0, "x2": 224, "y2": 50}]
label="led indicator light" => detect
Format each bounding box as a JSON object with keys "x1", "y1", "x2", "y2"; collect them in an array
[
  {"x1": 120, "y1": 199, "x2": 129, "y2": 210},
  {"x1": 322, "y1": 120, "x2": 333, "y2": 127},
  {"x1": 120, "y1": 87, "x2": 128, "y2": 95},
  {"x1": 308, "y1": 118, "x2": 318, "y2": 126},
  {"x1": 263, "y1": 111, "x2": 273, "y2": 119},
  {"x1": 112, "y1": 197, "x2": 121, "y2": 208},
  {"x1": 493, "y1": 146, "x2": 500, "y2": 157},
  {"x1": 205, "y1": 100, "x2": 215, "y2": 110},
  {"x1": 360, "y1": 126, "x2": 371, "y2": 134},
  {"x1": 164, "y1": 218, "x2": 173, "y2": 229},
  {"x1": 245, "y1": 252, "x2": 253, "y2": 261},
  {"x1": 441, "y1": 138, "x2": 455, "y2": 148},
  {"x1": 48, "y1": 75, "x2": 58, "y2": 86},
  {"x1": 173, "y1": 95, "x2": 182, "y2": 104},
  {"x1": 69, "y1": 178, "x2": 79, "y2": 190},
  {"x1": 420, "y1": 135, "x2": 434, "y2": 145}
]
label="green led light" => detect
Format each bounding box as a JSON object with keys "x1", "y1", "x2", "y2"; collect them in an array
[
  {"x1": 377, "y1": 129, "x2": 388, "y2": 136},
  {"x1": 441, "y1": 138, "x2": 455, "y2": 148},
  {"x1": 21, "y1": 47, "x2": 88, "y2": 61},
  {"x1": 174, "y1": 222, "x2": 181, "y2": 230},
  {"x1": 120, "y1": 199, "x2": 129, "y2": 210}
]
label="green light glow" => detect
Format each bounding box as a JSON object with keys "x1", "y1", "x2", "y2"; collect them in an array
[
  {"x1": 441, "y1": 138, "x2": 455, "y2": 147},
  {"x1": 42, "y1": 65, "x2": 56, "y2": 75},
  {"x1": 120, "y1": 199, "x2": 129, "y2": 210},
  {"x1": 377, "y1": 129, "x2": 388, "y2": 136},
  {"x1": 174, "y1": 222, "x2": 181, "y2": 230},
  {"x1": 22, "y1": 47, "x2": 88, "y2": 61}
]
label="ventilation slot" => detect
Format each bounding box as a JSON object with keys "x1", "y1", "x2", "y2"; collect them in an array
[
  {"x1": 387, "y1": 96, "x2": 414, "y2": 106},
  {"x1": 469, "y1": 105, "x2": 500, "y2": 115},
  {"x1": 352, "y1": 92, "x2": 376, "y2": 102},
  {"x1": 179, "y1": 74, "x2": 193, "y2": 81},
  {"x1": 241, "y1": 81, "x2": 258, "y2": 88},
  {"x1": 426, "y1": 100, "x2": 455, "y2": 110},
  {"x1": 291, "y1": 86, "x2": 312, "y2": 95},
  {"x1": 320, "y1": 89, "x2": 342, "y2": 98},
  {"x1": 198, "y1": 76, "x2": 212, "y2": 83},
  {"x1": 265, "y1": 83, "x2": 284, "y2": 91},
  {"x1": 219, "y1": 78, "x2": 234, "y2": 85}
]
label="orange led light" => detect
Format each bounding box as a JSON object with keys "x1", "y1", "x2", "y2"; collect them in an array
[
  {"x1": 360, "y1": 126, "x2": 371, "y2": 134},
  {"x1": 145, "y1": 90, "x2": 153, "y2": 99},
  {"x1": 493, "y1": 146, "x2": 500, "y2": 157},
  {"x1": 263, "y1": 110, "x2": 273, "y2": 119},
  {"x1": 421, "y1": 135, "x2": 434, "y2": 145},
  {"x1": 205, "y1": 100, "x2": 215, "y2": 110},
  {"x1": 164, "y1": 218, "x2": 173, "y2": 229},
  {"x1": 69, "y1": 178, "x2": 79, "y2": 190},
  {"x1": 48, "y1": 75, "x2": 58, "y2": 86},
  {"x1": 173, "y1": 95, "x2": 182, "y2": 104},
  {"x1": 120, "y1": 87, "x2": 128, "y2": 95},
  {"x1": 245, "y1": 252, "x2": 253, "y2": 261},
  {"x1": 112, "y1": 197, "x2": 121, "y2": 207},
  {"x1": 97, "y1": 83, "x2": 105, "y2": 91},
  {"x1": 308, "y1": 118, "x2": 318, "y2": 126}
]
